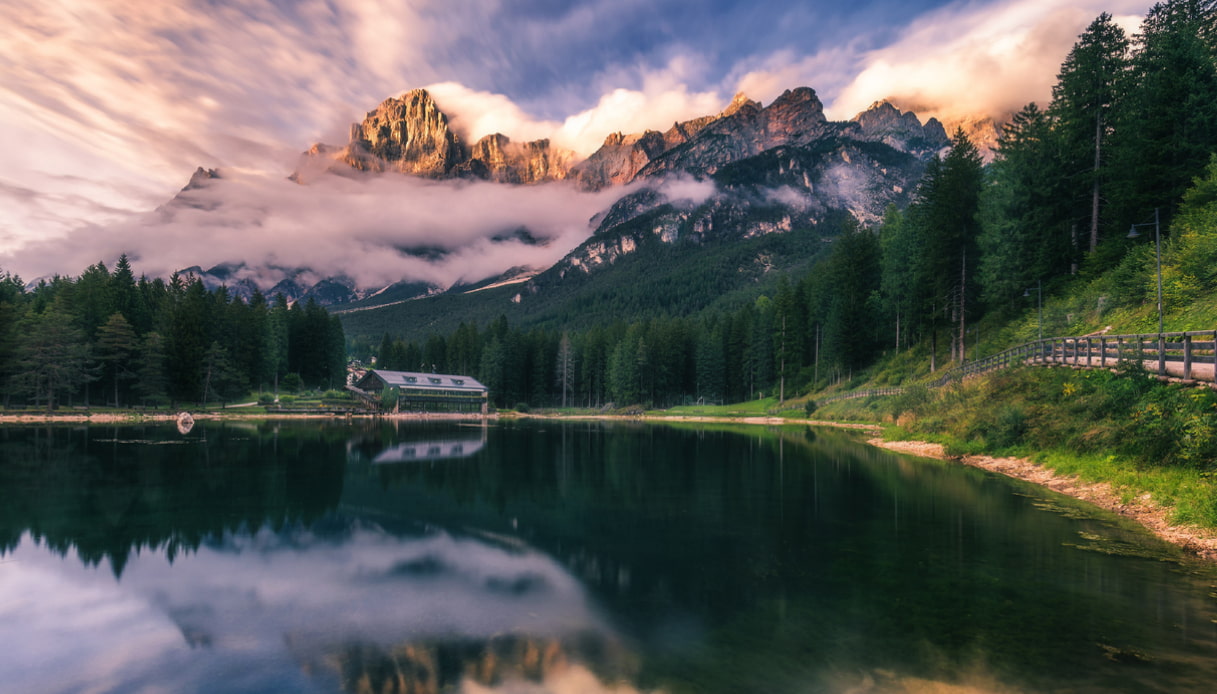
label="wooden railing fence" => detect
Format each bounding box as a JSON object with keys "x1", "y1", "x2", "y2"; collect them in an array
[{"x1": 817, "y1": 329, "x2": 1217, "y2": 404}]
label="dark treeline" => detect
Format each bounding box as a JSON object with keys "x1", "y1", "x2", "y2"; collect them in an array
[
  {"x1": 364, "y1": 1, "x2": 1217, "y2": 408},
  {"x1": 0, "y1": 256, "x2": 345, "y2": 410}
]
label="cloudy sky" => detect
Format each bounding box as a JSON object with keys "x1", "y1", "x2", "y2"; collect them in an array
[{"x1": 0, "y1": 0, "x2": 1152, "y2": 287}]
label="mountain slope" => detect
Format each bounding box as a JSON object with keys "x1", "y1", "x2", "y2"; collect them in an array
[{"x1": 338, "y1": 90, "x2": 948, "y2": 340}]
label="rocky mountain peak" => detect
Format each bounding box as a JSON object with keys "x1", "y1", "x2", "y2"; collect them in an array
[
  {"x1": 296, "y1": 88, "x2": 575, "y2": 184},
  {"x1": 760, "y1": 87, "x2": 827, "y2": 142},
  {"x1": 848, "y1": 100, "x2": 949, "y2": 157},
  {"x1": 344, "y1": 89, "x2": 466, "y2": 177},
  {"x1": 721, "y1": 92, "x2": 761, "y2": 117},
  {"x1": 183, "y1": 166, "x2": 220, "y2": 191}
]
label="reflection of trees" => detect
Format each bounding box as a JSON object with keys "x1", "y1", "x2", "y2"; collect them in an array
[{"x1": 0, "y1": 422, "x2": 347, "y2": 575}]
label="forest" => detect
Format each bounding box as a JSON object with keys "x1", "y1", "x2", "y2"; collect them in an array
[
  {"x1": 362, "y1": 0, "x2": 1217, "y2": 410},
  {"x1": 0, "y1": 257, "x2": 346, "y2": 410}
]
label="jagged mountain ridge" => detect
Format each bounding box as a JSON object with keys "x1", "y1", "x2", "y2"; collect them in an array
[
  {"x1": 507, "y1": 90, "x2": 946, "y2": 306},
  {"x1": 165, "y1": 86, "x2": 950, "y2": 314},
  {"x1": 294, "y1": 89, "x2": 577, "y2": 185},
  {"x1": 333, "y1": 88, "x2": 952, "y2": 338}
]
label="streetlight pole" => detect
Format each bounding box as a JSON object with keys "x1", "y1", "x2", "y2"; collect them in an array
[{"x1": 1128, "y1": 207, "x2": 1163, "y2": 374}]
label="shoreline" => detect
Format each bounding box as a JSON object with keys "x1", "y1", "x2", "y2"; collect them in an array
[{"x1": 869, "y1": 438, "x2": 1217, "y2": 562}]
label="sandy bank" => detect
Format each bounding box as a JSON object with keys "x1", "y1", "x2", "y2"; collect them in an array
[{"x1": 870, "y1": 438, "x2": 1217, "y2": 562}]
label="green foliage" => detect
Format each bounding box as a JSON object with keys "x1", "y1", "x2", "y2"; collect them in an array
[{"x1": 280, "y1": 373, "x2": 304, "y2": 394}]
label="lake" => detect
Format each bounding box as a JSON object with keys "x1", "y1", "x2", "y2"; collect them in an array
[{"x1": 1, "y1": 420, "x2": 1215, "y2": 693}]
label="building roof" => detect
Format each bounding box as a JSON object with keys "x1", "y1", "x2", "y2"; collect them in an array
[{"x1": 363, "y1": 369, "x2": 487, "y2": 393}]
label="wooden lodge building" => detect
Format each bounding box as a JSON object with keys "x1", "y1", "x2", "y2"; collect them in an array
[{"x1": 350, "y1": 370, "x2": 489, "y2": 414}]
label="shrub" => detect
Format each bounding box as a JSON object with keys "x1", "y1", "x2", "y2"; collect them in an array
[{"x1": 281, "y1": 373, "x2": 304, "y2": 393}]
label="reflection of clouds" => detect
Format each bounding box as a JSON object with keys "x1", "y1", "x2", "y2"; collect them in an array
[{"x1": 0, "y1": 523, "x2": 621, "y2": 693}]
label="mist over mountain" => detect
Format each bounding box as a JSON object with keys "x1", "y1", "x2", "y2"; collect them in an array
[
  {"x1": 314, "y1": 85, "x2": 952, "y2": 338},
  {"x1": 13, "y1": 83, "x2": 953, "y2": 318}
]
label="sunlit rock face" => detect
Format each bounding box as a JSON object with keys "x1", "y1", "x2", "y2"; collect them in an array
[
  {"x1": 344, "y1": 90, "x2": 467, "y2": 177},
  {"x1": 298, "y1": 89, "x2": 576, "y2": 184},
  {"x1": 465, "y1": 133, "x2": 575, "y2": 184},
  {"x1": 633, "y1": 87, "x2": 831, "y2": 180}
]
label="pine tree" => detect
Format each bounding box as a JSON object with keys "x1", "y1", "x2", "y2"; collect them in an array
[
  {"x1": 978, "y1": 103, "x2": 1073, "y2": 309},
  {"x1": 1112, "y1": 0, "x2": 1217, "y2": 233},
  {"x1": 1050, "y1": 13, "x2": 1131, "y2": 254},
  {"x1": 10, "y1": 310, "x2": 97, "y2": 411},
  {"x1": 135, "y1": 331, "x2": 170, "y2": 408},
  {"x1": 96, "y1": 312, "x2": 138, "y2": 407},
  {"x1": 556, "y1": 332, "x2": 575, "y2": 408}
]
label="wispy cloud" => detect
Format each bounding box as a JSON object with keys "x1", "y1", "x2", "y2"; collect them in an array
[
  {"x1": 4, "y1": 169, "x2": 632, "y2": 289},
  {"x1": 804, "y1": 0, "x2": 1150, "y2": 121}
]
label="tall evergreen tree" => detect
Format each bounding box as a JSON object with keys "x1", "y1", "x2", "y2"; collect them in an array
[
  {"x1": 10, "y1": 310, "x2": 96, "y2": 411},
  {"x1": 1112, "y1": 0, "x2": 1217, "y2": 233},
  {"x1": 96, "y1": 312, "x2": 139, "y2": 406},
  {"x1": 1050, "y1": 13, "x2": 1130, "y2": 254},
  {"x1": 905, "y1": 130, "x2": 985, "y2": 367},
  {"x1": 978, "y1": 103, "x2": 1073, "y2": 309}
]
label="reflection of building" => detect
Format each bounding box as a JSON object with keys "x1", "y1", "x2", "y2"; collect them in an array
[
  {"x1": 350, "y1": 370, "x2": 489, "y2": 414},
  {"x1": 372, "y1": 431, "x2": 488, "y2": 464}
]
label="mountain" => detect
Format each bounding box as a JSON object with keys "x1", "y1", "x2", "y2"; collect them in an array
[
  {"x1": 294, "y1": 89, "x2": 576, "y2": 184},
  {"x1": 335, "y1": 88, "x2": 951, "y2": 340},
  {"x1": 151, "y1": 85, "x2": 952, "y2": 326}
]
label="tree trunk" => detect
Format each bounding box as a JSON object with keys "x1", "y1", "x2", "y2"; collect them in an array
[{"x1": 1090, "y1": 110, "x2": 1102, "y2": 254}]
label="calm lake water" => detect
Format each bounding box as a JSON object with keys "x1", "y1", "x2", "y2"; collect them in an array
[{"x1": 1, "y1": 420, "x2": 1216, "y2": 693}]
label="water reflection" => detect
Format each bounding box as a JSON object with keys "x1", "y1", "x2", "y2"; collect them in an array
[
  {"x1": 370, "y1": 428, "x2": 488, "y2": 464},
  {"x1": 2, "y1": 524, "x2": 641, "y2": 693},
  {"x1": 2, "y1": 421, "x2": 1216, "y2": 693}
]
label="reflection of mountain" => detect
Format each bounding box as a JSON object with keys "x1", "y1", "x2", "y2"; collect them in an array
[{"x1": 321, "y1": 633, "x2": 641, "y2": 694}]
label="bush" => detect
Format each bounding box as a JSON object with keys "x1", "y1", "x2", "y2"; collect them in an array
[
  {"x1": 257, "y1": 393, "x2": 275, "y2": 406},
  {"x1": 281, "y1": 373, "x2": 304, "y2": 393},
  {"x1": 887, "y1": 385, "x2": 931, "y2": 421}
]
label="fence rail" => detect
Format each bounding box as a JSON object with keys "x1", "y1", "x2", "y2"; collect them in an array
[{"x1": 818, "y1": 329, "x2": 1217, "y2": 404}]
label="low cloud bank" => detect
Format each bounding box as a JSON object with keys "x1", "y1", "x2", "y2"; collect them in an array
[{"x1": 1, "y1": 170, "x2": 632, "y2": 290}]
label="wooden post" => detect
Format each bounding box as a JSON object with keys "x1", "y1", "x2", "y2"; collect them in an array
[
  {"x1": 1100, "y1": 337, "x2": 1107, "y2": 368},
  {"x1": 1158, "y1": 334, "x2": 1166, "y2": 377},
  {"x1": 1183, "y1": 334, "x2": 1193, "y2": 381}
]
